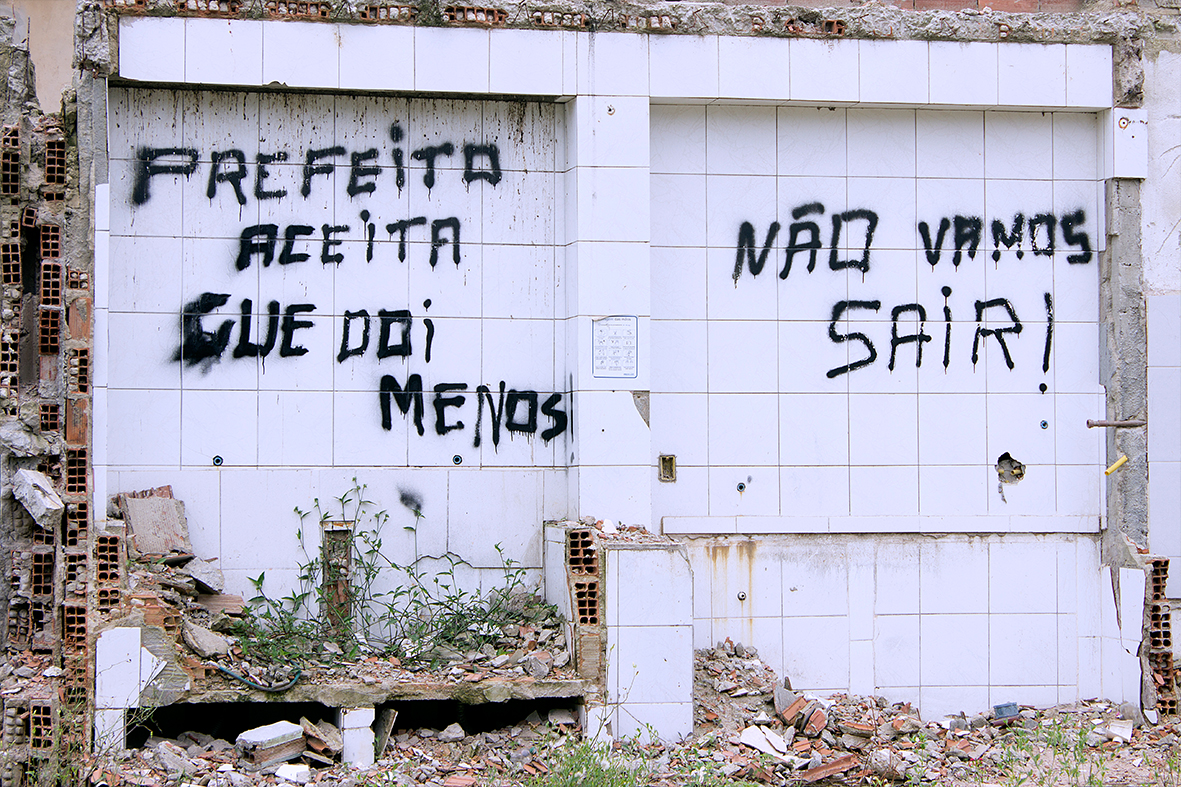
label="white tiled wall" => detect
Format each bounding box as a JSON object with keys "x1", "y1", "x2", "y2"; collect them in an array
[
  {"x1": 653, "y1": 105, "x2": 1106, "y2": 532},
  {"x1": 686, "y1": 533, "x2": 1134, "y2": 718},
  {"x1": 1148, "y1": 294, "x2": 1181, "y2": 596},
  {"x1": 104, "y1": 19, "x2": 1130, "y2": 737}
]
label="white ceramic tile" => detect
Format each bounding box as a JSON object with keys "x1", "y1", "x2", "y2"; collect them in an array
[
  {"x1": 337, "y1": 24, "x2": 414, "y2": 91},
  {"x1": 719, "y1": 36, "x2": 790, "y2": 101},
  {"x1": 780, "y1": 393, "x2": 849, "y2": 466},
  {"x1": 575, "y1": 32, "x2": 649, "y2": 97},
  {"x1": 262, "y1": 21, "x2": 338, "y2": 89},
  {"x1": 107, "y1": 312, "x2": 182, "y2": 390},
  {"x1": 1054, "y1": 321, "x2": 1101, "y2": 393},
  {"x1": 789, "y1": 39, "x2": 858, "y2": 103},
  {"x1": 185, "y1": 18, "x2": 263, "y2": 86},
  {"x1": 108, "y1": 235, "x2": 183, "y2": 314},
  {"x1": 929, "y1": 42, "x2": 998, "y2": 107},
  {"x1": 985, "y1": 394, "x2": 1055, "y2": 467},
  {"x1": 847, "y1": 109, "x2": 916, "y2": 179},
  {"x1": 920, "y1": 613, "x2": 987, "y2": 685},
  {"x1": 575, "y1": 390, "x2": 650, "y2": 466},
  {"x1": 120, "y1": 17, "x2": 185, "y2": 82},
  {"x1": 573, "y1": 243, "x2": 649, "y2": 319},
  {"x1": 649, "y1": 35, "x2": 718, "y2": 99},
  {"x1": 782, "y1": 615, "x2": 850, "y2": 691},
  {"x1": 447, "y1": 471, "x2": 542, "y2": 567},
  {"x1": 706, "y1": 106, "x2": 777, "y2": 176},
  {"x1": 850, "y1": 466, "x2": 919, "y2": 516},
  {"x1": 650, "y1": 393, "x2": 709, "y2": 466},
  {"x1": 778, "y1": 320, "x2": 851, "y2": 394},
  {"x1": 999, "y1": 44, "x2": 1067, "y2": 107},
  {"x1": 875, "y1": 541, "x2": 920, "y2": 614},
  {"x1": 777, "y1": 107, "x2": 847, "y2": 178},
  {"x1": 1107, "y1": 108, "x2": 1148, "y2": 179},
  {"x1": 1055, "y1": 393, "x2": 1103, "y2": 465},
  {"x1": 874, "y1": 615, "x2": 920, "y2": 688},
  {"x1": 1056, "y1": 466, "x2": 1103, "y2": 517},
  {"x1": 917, "y1": 394, "x2": 986, "y2": 465},
  {"x1": 489, "y1": 29, "x2": 563, "y2": 95},
  {"x1": 1053, "y1": 113, "x2": 1101, "y2": 180},
  {"x1": 989, "y1": 684, "x2": 1061, "y2": 710},
  {"x1": 1150, "y1": 461, "x2": 1181, "y2": 556},
  {"x1": 849, "y1": 639, "x2": 874, "y2": 696},
  {"x1": 919, "y1": 466, "x2": 990, "y2": 515},
  {"x1": 653, "y1": 465, "x2": 708, "y2": 521},
  {"x1": 1148, "y1": 294, "x2": 1181, "y2": 368},
  {"x1": 610, "y1": 624, "x2": 693, "y2": 705},
  {"x1": 920, "y1": 538, "x2": 988, "y2": 614},
  {"x1": 650, "y1": 105, "x2": 706, "y2": 175},
  {"x1": 845, "y1": 177, "x2": 915, "y2": 254},
  {"x1": 849, "y1": 394, "x2": 918, "y2": 465},
  {"x1": 706, "y1": 246, "x2": 778, "y2": 321},
  {"x1": 652, "y1": 247, "x2": 706, "y2": 322},
  {"x1": 579, "y1": 465, "x2": 652, "y2": 527},
  {"x1": 109, "y1": 159, "x2": 184, "y2": 238},
  {"x1": 569, "y1": 95, "x2": 649, "y2": 169},
  {"x1": 705, "y1": 174, "x2": 777, "y2": 252},
  {"x1": 96, "y1": 627, "x2": 141, "y2": 709},
  {"x1": 264, "y1": 390, "x2": 337, "y2": 466},
  {"x1": 860, "y1": 40, "x2": 928, "y2": 104},
  {"x1": 612, "y1": 702, "x2": 693, "y2": 741},
  {"x1": 916, "y1": 110, "x2": 985, "y2": 180},
  {"x1": 1066, "y1": 45, "x2": 1113, "y2": 108},
  {"x1": 180, "y1": 389, "x2": 258, "y2": 467},
  {"x1": 709, "y1": 466, "x2": 780, "y2": 517},
  {"x1": 707, "y1": 393, "x2": 778, "y2": 466},
  {"x1": 413, "y1": 28, "x2": 489, "y2": 94},
  {"x1": 1058, "y1": 613, "x2": 1079, "y2": 686},
  {"x1": 919, "y1": 685, "x2": 990, "y2": 721},
  {"x1": 218, "y1": 472, "x2": 319, "y2": 573},
  {"x1": 651, "y1": 321, "x2": 707, "y2": 394},
  {"x1": 989, "y1": 539, "x2": 1059, "y2": 613},
  {"x1": 779, "y1": 544, "x2": 847, "y2": 617},
  {"x1": 573, "y1": 167, "x2": 649, "y2": 242},
  {"x1": 780, "y1": 466, "x2": 850, "y2": 517},
  {"x1": 707, "y1": 321, "x2": 778, "y2": 393},
  {"x1": 651, "y1": 173, "x2": 707, "y2": 249},
  {"x1": 610, "y1": 548, "x2": 692, "y2": 627},
  {"x1": 985, "y1": 111, "x2": 1054, "y2": 181},
  {"x1": 107, "y1": 387, "x2": 179, "y2": 465}
]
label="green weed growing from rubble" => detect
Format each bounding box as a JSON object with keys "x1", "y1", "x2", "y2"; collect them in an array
[{"x1": 235, "y1": 479, "x2": 560, "y2": 667}]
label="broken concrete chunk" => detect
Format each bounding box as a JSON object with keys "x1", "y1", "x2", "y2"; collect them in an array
[
  {"x1": 181, "y1": 619, "x2": 230, "y2": 659},
  {"x1": 121, "y1": 496, "x2": 194, "y2": 557},
  {"x1": 236, "y1": 720, "x2": 305, "y2": 771},
  {"x1": 275, "y1": 763, "x2": 311, "y2": 784},
  {"x1": 547, "y1": 708, "x2": 576, "y2": 726},
  {"x1": 13, "y1": 469, "x2": 64, "y2": 530},
  {"x1": 1100, "y1": 718, "x2": 1135, "y2": 743},
  {"x1": 868, "y1": 748, "x2": 908, "y2": 780},
  {"x1": 522, "y1": 656, "x2": 550, "y2": 678},
  {"x1": 438, "y1": 722, "x2": 466, "y2": 742},
  {"x1": 0, "y1": 420, "x2": 51, "y2": 457},
  {"x1": 182, "y1": 558, "x2": 224, "y2": 594}
]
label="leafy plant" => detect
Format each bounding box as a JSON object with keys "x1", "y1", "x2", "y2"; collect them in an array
[{"x1": 235, "y1": 479, "x2": 559, "y2": 668}]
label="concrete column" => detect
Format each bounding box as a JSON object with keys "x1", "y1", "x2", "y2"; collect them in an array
[
  {"x1": 338, "y1": 706, "x2": 375, "y2": 767},
  {"x1": 563, "y1": 90, "x2": 652, "y2": 527},
  {"x1": 1102, "y1": 178, "x2": 1149, "y2": 554}
]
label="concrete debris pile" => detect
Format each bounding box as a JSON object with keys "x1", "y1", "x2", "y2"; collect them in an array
[
  {"x1": 93, "y1": 710, "x2": 581, "y2": 787},
  {"x1": 694, "y1": 641, "x2": 1181, "y2": 785},
  {"x1": 563, "y1": 515, "x2": 667, "y2": 544}
]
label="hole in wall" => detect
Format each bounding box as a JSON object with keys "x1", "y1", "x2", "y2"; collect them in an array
[
  {"x1": 387, "y1": 698, "x2": 579, "y2": 734},
  {"x1": 996, "y1": 452, "x2": 1025, "y2": 484},
  {"x1": 129, "y1": 701, "x2": 336, "y2": 748}
]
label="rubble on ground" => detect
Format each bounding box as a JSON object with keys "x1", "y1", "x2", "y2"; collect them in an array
[{"x1": 88, "y1": 639, "x2": 1181, "y2": 786}]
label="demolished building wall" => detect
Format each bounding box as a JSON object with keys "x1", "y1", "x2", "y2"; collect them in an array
[{"x1": 4, "y1": 0, "x2": 1181, "y2": 768}]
